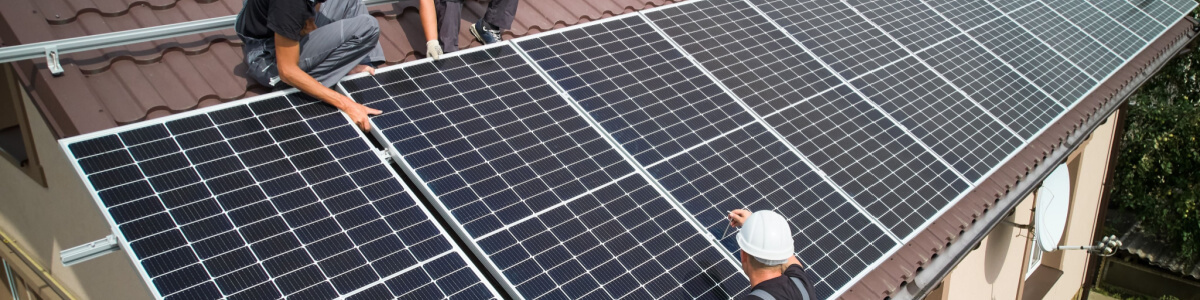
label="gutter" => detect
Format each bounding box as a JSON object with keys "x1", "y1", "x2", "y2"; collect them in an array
[{"x1": 888, "y1": 17, "x2": 1200, "y2": 300}]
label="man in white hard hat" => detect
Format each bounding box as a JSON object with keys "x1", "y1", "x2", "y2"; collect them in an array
[{"x1": 728, "y1": 209, "x2": 817, "y2": 300}]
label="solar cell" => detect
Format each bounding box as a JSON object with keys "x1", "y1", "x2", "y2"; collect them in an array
[
  {"x1": 524, "y1": 6, "x2": 897, "y2": 298},
  {"x1": 1088, "y1": 0, "x2": 1167, "y2": 40},
  {"x1": 850, "y1": 57, "x2": 1022, "y2": 182},
  {"x1": 61, "y1": 93, "x2": 498, "y2": 299},
  {"x1": 968, "y1": 16, "x2": 1095, "y2": 107},
  {"x1": 341, "y1": 43, "x2": 749, "y2": 299},
  {"x1": 1039, "y1": 0, "x2": 1147, "y2": 59},
  {"x1": 917, "y1": 34, "x2": 1063, "y2": 140},
  {"x1": 1008, "y1": 2, "x2": 1124, "y2": 80},
  {"x1": 747, "y1": 0, "x2": 907, "y2": 79},
  {"x1": 845, "y1": 0, "x2": 963, "y2": 53},
  {"x1": 763, "y1": 85, "x2": 970, "y2": 239}
]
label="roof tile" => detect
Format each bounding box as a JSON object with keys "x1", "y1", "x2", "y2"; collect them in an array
[{"x1": 3, "y1": 0, "x2": 680, "y2": 137}]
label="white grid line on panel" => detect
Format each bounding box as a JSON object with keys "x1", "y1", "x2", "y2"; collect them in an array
[
  {"x1": 972, "y1": 1, "x2": 1106, "y2": 85},
  {"x1": 1038, "y1": 0, "x2": 1148, "y2": 58},
  {"x1": 347, "y1": 39, "x2": 749, "y2": 299},
  {"x1": 637, "y1": 7, "x2": 900, "y2": 244},
  {"x1": 916, "y1": 34, "x2": 1063, "y2": 141},
  {"x1": 838, "y1": 0, "x2": 1027, "y2": 142},
  {"x1": 1089, "y1": 0, "x2": 1167, "y2": 39},
  {"x1": 848, "y1": 57, "x2": 1024, "y2": 182},
  {"x1": 742, "y1": 0, "x2": 969, "y2": 219},
  {"x1": 1010, "y1": 1, "x2": 1124, "y2": 78},
  {"x1": 1124, "y1": 0, "x2": 1176, "y2": 26},
  {"x1": 510, "y1": 17, "x2": 758, "y2": 272}
]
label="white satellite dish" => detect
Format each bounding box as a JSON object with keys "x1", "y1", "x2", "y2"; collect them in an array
[{"x1": 1035, "y1": 164, "x2": 1071, "y2": 252}]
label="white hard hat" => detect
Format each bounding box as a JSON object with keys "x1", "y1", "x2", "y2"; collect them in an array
[{"x1": 736, "y1": 210, "x2": 794, "y2": 266}]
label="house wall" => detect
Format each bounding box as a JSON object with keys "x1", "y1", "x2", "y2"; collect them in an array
[
  {"x1": 0, "y1": 89, "x2": 154, "y2": 300},
  {"x1": 939, "y1": 111, "x2": 1122, "y2": 300}
]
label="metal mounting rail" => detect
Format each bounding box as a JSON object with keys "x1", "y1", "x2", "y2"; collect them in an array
[{"x1": 0, "y1": 0, "x2": 400, "y2": 76}]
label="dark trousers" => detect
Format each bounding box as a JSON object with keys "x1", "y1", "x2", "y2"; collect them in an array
[
  {"x1": 237, "y1": 0, "x2": 385, "y2": 88},
  {"x1": 435, "y1": 0, "x2": 520, "y2": 52}
]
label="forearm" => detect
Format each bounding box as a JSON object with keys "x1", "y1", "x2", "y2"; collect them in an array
[{"x1": 419, "y1": 0, "x2": 438, "y2": 42}]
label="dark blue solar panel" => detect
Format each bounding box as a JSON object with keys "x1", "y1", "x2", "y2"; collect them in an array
[
  {"x1": 1040, "y1": 0, "x2": 1147, "y2": 59},
  {"x1": 523, "y1": 7, "x2": 898, "y2": 298},
  {"x1": 845, "y1": 0, "x2": 963, "y2": 53},
  {"x1": 1087, "y1": 0, "x2": 1166, "y2": 40},
  {"x1": 747, "y1": 0, "x2": 907, "y2": 79},
  {"x1": 341, "y1": 43, "x2": 749, "y2": 299},
  {"x1": 917, "y1": 34, "x2": 1063, "y2": 140},
  {"x1": 63, "y1": 93, "x2": 496, "y2": 299},
  {"x1": 763, "y1": 85, "x2": 970, "y2": 239},
  {"x1": 850, "y1": 57, "x2": 1023, "y2": 182},
  {"x1": 647, "y1": 0, "x2": 840, "y2": 117},
  {"x1": 968, "y1": 16, "x2": 1095, "y2": 107},
  {"x1": 1008, "y1": 2, "x2": 1123, "y2": 80}
]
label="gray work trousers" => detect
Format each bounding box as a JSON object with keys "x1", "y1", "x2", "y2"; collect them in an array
[
  {"x1": 236, "y1": 0, "x2": 385, "y2": 88},
  {"x1": 436, "y1": 0, "x2": 520, "y2": 52}
]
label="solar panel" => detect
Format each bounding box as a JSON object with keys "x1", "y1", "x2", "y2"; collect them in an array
[
  {"x1": 648, "y1": 0, "x2": 840, "y2": 117},
  {"x1": 849, "y1": 57, "x2": 1023, "y2": 182},
  {"x1": 762, "y1": 85, "x2": 970, "y2": 239},
  {"x1": 60, "y1": 93, "x2": 498, "y2": 299},
  {"x1": 967, "y1": 15, "x2": 1096, "y2": 106},
  {"x1": 1008, "y1": 2, "x2": 1124, "y2": 80},
  {"x1": 917, "y1": 34, "x2": 1064, "y2": 140},
  {"x1": 845, "y1": 0, "x2": 963, "y2": 53},
  {"x1": 1088, "y1": 0, "x2": 1167, "y2": 40},
  {"x1": 524, "y1": 7, "x2": 896, "y2": 298},
  {"x1": 924, "y1": 0, "x2": 1004, "y2": 31},
  {"x1": 1040, "y1": 0, "x2": 1147, "y2": 59},
  {"x1": 1165, "y1": 0, "x2": 1200, "y2": 13},
  {"x1": 340, "y1": 43, "x2": 749, "y2": 299},
  {"x1": 748, "y1": 0, "x2": 907, "y2": 79},
  {"x1": 1132, "y1": 0, "x2": 1188, "y2": 25}
]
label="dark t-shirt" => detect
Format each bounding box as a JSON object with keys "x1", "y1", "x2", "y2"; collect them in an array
[
  {"x1": 237, "y1": 0, "x2": 317, "y2": 41},
  {"x1": 740, "y1": 265, "x2": 818, "y2": 300}
]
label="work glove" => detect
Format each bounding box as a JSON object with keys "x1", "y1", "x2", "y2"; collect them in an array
[{"x1": 427, "y1": 40, "x2": 443, "y2": 60}]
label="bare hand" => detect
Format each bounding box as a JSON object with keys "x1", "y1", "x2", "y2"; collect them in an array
[
  {"x1": 728, "y1": 209, "x2": 751, "y2": 228},
  {"x1": 340, "y1": 100, "x2": 382, "y2": 131},
  {"x1": 348, "y1": 64, "x2": 376, "y2": 76}
]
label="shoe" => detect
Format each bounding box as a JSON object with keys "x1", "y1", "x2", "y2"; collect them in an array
[{"x1": 470, "y1": 20, "x2": 503, "y2": 44}]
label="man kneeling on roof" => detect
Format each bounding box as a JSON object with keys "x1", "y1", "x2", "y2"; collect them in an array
[
  {"x1": 235, "y1": 0, "x2": 441, "y2": 131},
  {"x1": 728, "y1": 209, "x2": 818, "y2": 300}
]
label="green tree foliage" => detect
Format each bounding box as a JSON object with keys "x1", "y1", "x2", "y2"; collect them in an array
[{"x1": 1112, "y1": 39, "x2": 1200, "y2": 263}]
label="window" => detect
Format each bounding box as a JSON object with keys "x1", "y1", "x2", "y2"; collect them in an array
[
  {"x1": 0, "y1": 64, "x2": 45, "y2": 186},
  {"x1": 1026, "y1": 233, "x2": 1043, "y2": 279}
]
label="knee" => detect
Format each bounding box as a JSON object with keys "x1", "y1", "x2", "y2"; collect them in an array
[{"x1": 349, "y1": 15, "x2": 380, "y2": 41}]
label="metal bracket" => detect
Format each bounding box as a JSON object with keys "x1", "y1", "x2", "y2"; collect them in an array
[
  {"x1": 376, "y1": 149, "x2": 393, "y2": 163},
  {"x1": 60, "y1": 235, "x2": 119, "y2": 267},
  {"x1": 44, "y1": 46, "x2": 63, "y2": 76}
]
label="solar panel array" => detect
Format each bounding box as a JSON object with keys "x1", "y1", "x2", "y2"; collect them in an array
[
  {"x1": 58, "y1": 0, "x2": 1195, "y2": 299},
  {"x1": 341, "y1": 44, "x2": 749, "y2": 299},
  {"x1": 61, "y1": 94, "x2": 498, "y2": 299}
]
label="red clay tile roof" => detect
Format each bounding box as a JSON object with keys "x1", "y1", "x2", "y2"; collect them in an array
[{"x1": 0, "y1": 0, "x2": 682, "y2": 138}]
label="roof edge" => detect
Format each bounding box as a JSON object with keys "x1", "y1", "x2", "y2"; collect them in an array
[{"x1": 887, "y1": 17, "x2": 1200, "y2": 300}]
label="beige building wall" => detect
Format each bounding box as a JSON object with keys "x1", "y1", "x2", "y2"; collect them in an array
[
  {"x1": 939, "y1": 111, "x2": 1123, "y2": 300},
  {"x1": 0, "y1": 90, "x2": 154, "y2": 300}
]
